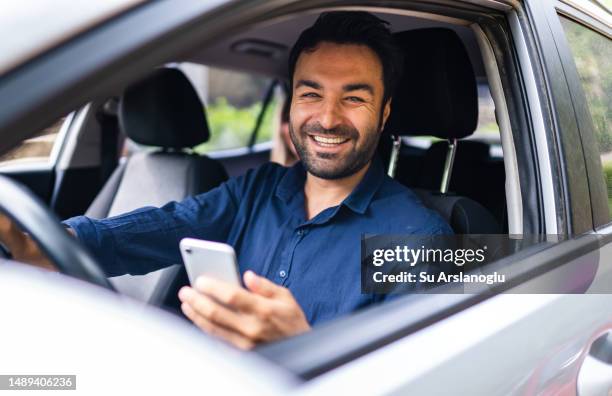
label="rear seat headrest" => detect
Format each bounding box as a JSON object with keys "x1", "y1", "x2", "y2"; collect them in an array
[
  {"x1": 384, "y1": 28, "x2": 478, "y2": 139},
  {"x1": 119, "y1": 68, "x2": 210, "y2": 149}
]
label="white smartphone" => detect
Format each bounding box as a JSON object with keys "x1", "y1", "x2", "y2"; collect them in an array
[{"x1": 179, "y1": 238, "x2": 241, "y2": 287}]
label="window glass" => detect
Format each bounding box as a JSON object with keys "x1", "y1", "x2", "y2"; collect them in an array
[
  {"x1": 0, "y1": 117, "x2": 65, "y2": 167},
  {"x1": 559, "y1": 16, "x2": 612, "y2": 216},
  {"x1": 179, "y1": 63, "x2": 280, "y2": 153}
]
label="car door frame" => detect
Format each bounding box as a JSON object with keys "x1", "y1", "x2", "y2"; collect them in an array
[
  {"x1": 545, "y1": 0, "x2": 612, "y2": 231},
  {"x1": 521, "y1": 0, "x2": 597, "y2": 236},
  {"x1": 259, "y1": 0, "x2": 612, "y2": 383}
]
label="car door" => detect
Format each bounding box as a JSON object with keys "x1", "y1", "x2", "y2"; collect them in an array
[
  {"x1": 551, "y1": 3, "x2": 612, "y2": 393},
  {"x1": 255, "y1": 1, "x2": 612, "y2": 394}
]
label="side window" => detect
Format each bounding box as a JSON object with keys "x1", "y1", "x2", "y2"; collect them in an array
[
  {"x1": 179, "y1": 63, "x2": 281, "y2": 153},
  {"x1": 0, "y1": 117, "x2": 66, "y2": 167},
  {"x1": 559, "y1": 16, "x2": 612, "y2": 218}
]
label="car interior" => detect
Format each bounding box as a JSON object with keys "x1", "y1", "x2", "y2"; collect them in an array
[{"x1": 0, "y1": 10, "x2": 513, "y2": 315}]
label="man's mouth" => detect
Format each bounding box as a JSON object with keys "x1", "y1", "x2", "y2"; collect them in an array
[{"x1": 309, "y1": 134, "x2": 350, "y2": 147}]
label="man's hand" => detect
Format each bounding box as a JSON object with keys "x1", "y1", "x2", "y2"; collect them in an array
[
  {"x1": 0, "y1": 213, "x2": 56, "y2": 270},
  {"x1": 178, "y1": 270, "x2": 311, "y2": 350}
]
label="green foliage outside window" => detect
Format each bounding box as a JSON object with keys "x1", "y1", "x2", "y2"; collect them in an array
[
  {"x1": 604, "y1": 163, "x2": 612, "y2": 214},
  {"x1": 560, "y1": 16, "x2": 611, "y2": 153},
  {"x1": 193, "y1": 97, "x2": 278, "y2": 154},
  {"x1": 560, "y1": 16, "x2": 612, "y2": 219}
]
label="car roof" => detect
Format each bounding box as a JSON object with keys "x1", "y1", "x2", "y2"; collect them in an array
[
  {"x1": 185, "y1": 9, "x2": 488, "y2": 80},
  {"x1": 0, "y1": 0, "x2": 146, "y2": 75},
  {"x1": 183, "y1": 1, "x2": 610, "y2": 80},
  {"x1": 2, "y1": 1, "x2": 609, "y2": 79}
]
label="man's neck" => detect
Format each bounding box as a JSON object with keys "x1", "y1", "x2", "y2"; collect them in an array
[{"x1": 303, "y1": 161, "x2": 371, "y2": 220}]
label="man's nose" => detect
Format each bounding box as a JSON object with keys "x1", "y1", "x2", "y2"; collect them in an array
[{"x1": 317, "y1": 99, "x2": 343, "y2": 131}]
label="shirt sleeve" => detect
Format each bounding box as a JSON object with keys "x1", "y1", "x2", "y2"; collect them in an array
[{"x1": 63, "y1": 181, "x2": 240, "y2": 277}]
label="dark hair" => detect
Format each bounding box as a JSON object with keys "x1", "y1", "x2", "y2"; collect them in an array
[{"x1": 288, "y1": 11, "x2": 403, "y2": 105}]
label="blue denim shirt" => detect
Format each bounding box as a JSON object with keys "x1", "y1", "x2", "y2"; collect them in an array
[{"x1": 64, "y1": 157, "x2": 452, "y2": 325}]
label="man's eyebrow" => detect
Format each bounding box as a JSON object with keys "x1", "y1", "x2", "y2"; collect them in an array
[
  {"x1": 295, "y1": 79, "x2": 321, "y2": 90},
  {"x1": 342, "y1": 83, "x2": 374, "y2": 95}
]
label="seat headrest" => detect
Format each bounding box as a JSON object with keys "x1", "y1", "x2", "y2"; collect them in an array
[
  {"x1": 384, "y1": 28, "x2": 477, "y2": 139},
  {"x1": 119, "y1": 68, "x2": 210, "y2": 149}
]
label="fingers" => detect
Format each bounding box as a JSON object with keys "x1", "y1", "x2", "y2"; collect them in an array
[
  {"x1": 179, "y1": 286, "x2": 246, "y2": 333},
  {"x1": 0, "y1": 214, "x2": 22, "y2": 247},
  {"x1": 0, "y1": 213, "x2": 9, "y2": 234},
  {"x1": 194, "y1": 276, "x2": 265, "y2": 312},
  {"x1": 179, "y1": 285, "x2": 272, "y2": 343},
  {"x1": 180, "y1": 302, "x2": 254, "y2": 350},
  {"x1": 179, "y1": 277, "x2": 311, "y2": 346},
  {"x1": 243, "y1": 270, "x2": 287, "y2": 299}
]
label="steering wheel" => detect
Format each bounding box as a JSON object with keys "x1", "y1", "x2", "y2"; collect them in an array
[{"x1": 0, "y1": 175, "x2": 114, "y2": 290}]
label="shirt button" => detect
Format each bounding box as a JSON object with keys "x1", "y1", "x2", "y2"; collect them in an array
[
  {"x1": 279, "y1": 270, "x2": 287, "y2": 278},
  {"x1": 297, "y1": 229, "x2": 304, "y2": 236}
]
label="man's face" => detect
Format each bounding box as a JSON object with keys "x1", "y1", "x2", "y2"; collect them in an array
[{"x1": 290, "y1": 42, "x2": 391, "y2": 179}]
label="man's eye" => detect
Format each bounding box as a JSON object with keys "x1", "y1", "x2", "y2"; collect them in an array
[
  {"x1": 301, "y1": 92, "x2": 320, "y2": 98},
  {"x1": 346, "y1": 96, "x2": 365, "y2": 103}
]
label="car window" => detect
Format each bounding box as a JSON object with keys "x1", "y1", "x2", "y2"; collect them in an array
[
  {"x1": 179, "y1": 63, "x2": 281, "y2": 153},
  {"x1": 0, "y1": 117, "x2": 66, "y2": 167},
  {"x1": 559, "y1": 16, "x2": 612, "y2": 218}
]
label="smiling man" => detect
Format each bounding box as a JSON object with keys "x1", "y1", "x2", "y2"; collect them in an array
[{"x1": 0, "y1": 12, "x2": 451, "y2": 349}]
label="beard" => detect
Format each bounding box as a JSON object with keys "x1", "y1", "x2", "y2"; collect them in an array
[{"x1": 289, "y1": 119, "x2": 381, "y2": 180}]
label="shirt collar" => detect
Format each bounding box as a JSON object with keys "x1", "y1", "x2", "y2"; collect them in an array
[
  {"x1": 341, "y1": 155, "x2": 386, "y2": 214},
  {"x1": 275, "y1": 155, "x2": 386, "y2": 215},
  {"x1": 275, "y1": 161, "x2": 307, "y2": 203}
]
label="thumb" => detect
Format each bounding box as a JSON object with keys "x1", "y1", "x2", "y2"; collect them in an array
[{"x1": 244, "y1": 270, "x2": 284, "y2": 298}]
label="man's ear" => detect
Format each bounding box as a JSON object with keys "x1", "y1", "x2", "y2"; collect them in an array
[{"x1": 381, "y1": 99, "x2": 392, "y2": 131}]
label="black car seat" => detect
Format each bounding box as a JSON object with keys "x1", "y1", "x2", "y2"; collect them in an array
[
  {"x1": 86, "y1": 67, "x2": 228, "y2": 305},
  {"x1": 417, "y1": 140, "x2": 506, "y2": 226},
  {"x1": 381, "y1": 28, "x2": 500, "y2": 234}
]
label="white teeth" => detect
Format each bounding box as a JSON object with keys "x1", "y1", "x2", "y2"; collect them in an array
[{"x1": 312, "y1": 135, "x2": 348, "y2": 145}]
